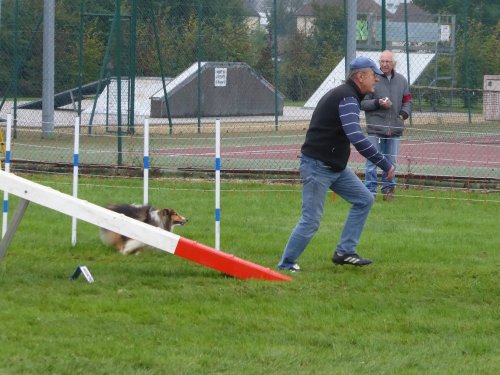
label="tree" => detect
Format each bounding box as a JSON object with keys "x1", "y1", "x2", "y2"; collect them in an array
[
  {"x1": 413, "y1": 0, "x2": 500, "y2": 27},
  {"x1": 282, "y1": 31, "x2": 315, "y2": 101},
  {"x1": 263, "y1": 0, "x2": 307, "y2": 36},
  {"x1": 280, "y1": 2, "x2": 346, "y2": 102},
  {"x1": 414, "y1": 0, "x2": 500, "y2": 90},
  {"x1": 254, "y1": 28, "x2": 274, "y2": 82},
  {"x1": 152, "y1": 0, "x2": 247, "y2": 23},
  {"x1": 310, "y1": 1, "x2": 345, "y2": 60},
  {"x1": 0, "y1": 0, "x2": 261, "y2": 98},
  {"x1": 456, "y1": 19, "x2": 500, "y2": 89}
]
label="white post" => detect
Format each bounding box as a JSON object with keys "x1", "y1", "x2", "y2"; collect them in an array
[
  {"x1": 2, "y1": 114, "x2": 12, "y2": 238},
  {"x1": 143, "y1": 118, "x2": 149, "y2": 205},
  {"x1": 71, "y1": 116, "x2": 80, "y2": 246},
  {"x1": 215, "y1": 118, "x2": 221, "y2": 250}
]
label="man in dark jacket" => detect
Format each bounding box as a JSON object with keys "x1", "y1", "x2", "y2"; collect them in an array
[
  {"x1": 361, "y1": 50, "x2": 412, "y2": 201},
  {"x1": 277, "y1": 57, "x2": 395, "y2": 271}
]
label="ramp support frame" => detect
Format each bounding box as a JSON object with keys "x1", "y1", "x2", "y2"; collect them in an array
[{"x1": 0, "y1": 198, "x2": 29, "y2": 262}]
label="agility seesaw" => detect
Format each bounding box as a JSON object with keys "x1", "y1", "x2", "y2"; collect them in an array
[{"x1": 0, "y1": 170, "x2": 292, "y2": 281}]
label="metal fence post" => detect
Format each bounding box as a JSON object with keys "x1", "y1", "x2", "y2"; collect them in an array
[{"x1": 115, "y1": 0, "x2": 123, "y2": 165}]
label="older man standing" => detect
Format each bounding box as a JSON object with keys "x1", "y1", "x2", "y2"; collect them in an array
[{"x1": 361, "y1": 50, "x2": 412, "y2": 201}]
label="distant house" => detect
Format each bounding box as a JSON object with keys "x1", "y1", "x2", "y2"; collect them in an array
[{"x1": 242, "y1": 0, "x2": 262, "y2": 31}]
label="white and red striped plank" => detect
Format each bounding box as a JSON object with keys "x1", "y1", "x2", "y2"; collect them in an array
[{"x1": 0, "y1": 170, "x2": 291, "y2": 281}]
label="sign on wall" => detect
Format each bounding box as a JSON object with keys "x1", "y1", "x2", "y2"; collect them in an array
[
  {"x1": 215, "y1": 68, "x2": 227, "y2": 87},
  {"x1": 440, "y1": 25, "x2": 451, "y2": 42}
]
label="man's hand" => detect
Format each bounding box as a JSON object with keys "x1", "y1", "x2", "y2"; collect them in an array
[
  {"x1": 386, "y1": 166, "x2": 396, "y2": 180},
  {"x1": 379, "y1": 97, "x2": 392, "y2": 109}
]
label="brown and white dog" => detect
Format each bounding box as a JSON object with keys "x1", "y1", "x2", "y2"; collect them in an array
[{"x1": 100, "y1": 204, "x2": 187, "y2": 255}]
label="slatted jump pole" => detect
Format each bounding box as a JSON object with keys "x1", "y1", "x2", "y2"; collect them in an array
[{"x1": 0, "y1": 171, "x2": 291, "y2": 281}]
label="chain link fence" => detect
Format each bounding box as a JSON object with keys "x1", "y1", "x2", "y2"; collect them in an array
[{"x1": 0, "y1": 0, "x2": 498, "y2": 190}]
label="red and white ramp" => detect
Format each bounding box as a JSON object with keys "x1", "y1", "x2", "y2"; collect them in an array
[{"x1": 0, "y1": 171, "x2": 291, "y2": 281}]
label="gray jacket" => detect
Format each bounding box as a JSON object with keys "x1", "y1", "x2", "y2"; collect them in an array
[{"x1": 361, "y1": 71, "x2": 412, "y2": 137}]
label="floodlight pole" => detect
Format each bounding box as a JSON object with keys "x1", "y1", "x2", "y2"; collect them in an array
[
  {"x1": 78, "y1": 1, "x2": 84, "y2": 117},
  {"x1": 13, "y1": 0, "x2": 19, "y2": 138},
  {"x1": 196, "y1": 1, "x2": 203, "y2": 134},
  {"x1": 115, "y1": 0, "x2": 123, "y2": 165},
  {"x1": 404, "y1": 0, "x2": 412, "y2": 125},
  {"x1": 42, "y1": 0, "x2": 55, "y2": 138},
  {"x1": 273, "y1": 0, "x2": 278, "y2": 130},
  {"x1": 128, "y1": 0, "x2": 137, "y2": 135},
  {"x1": 381, "y1": 0, "x2": 386, "y2": 50},
  {"x1": 345, "y1": 0, "x2": 357, "y2": 78},
  {"x1": 148, "y1": 0, "x2": 173, "y2": 131}
]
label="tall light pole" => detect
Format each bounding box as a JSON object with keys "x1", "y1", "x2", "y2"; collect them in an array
[
  {"x1": 345, "y1": 0, "x2": 357, "y2": 78},
  {"x1": 381, "y1": 0, "x2": 386, "y2": 50},
  {"x1": 42, "y1": 0, "x2": 55, "y2": 138}
]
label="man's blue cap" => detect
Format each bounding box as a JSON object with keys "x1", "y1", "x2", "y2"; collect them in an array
[{"x1": 349, "y1": 56, "x2": 384, "y2": 75}]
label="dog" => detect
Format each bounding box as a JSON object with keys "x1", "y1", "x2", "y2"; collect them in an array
[{"x1": 100, "y1": 204, "x2": 187, "y2": 255}]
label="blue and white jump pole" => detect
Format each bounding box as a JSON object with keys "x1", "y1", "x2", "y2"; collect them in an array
[
  {"x1": 143, "y1": 118, "x2": 149, "y2": 205},
  {"x1": 215, "y1": 118, "x2": 221, "y2": 250},
  {"x1": 71, "y1": 116, "x2": 80, "y2": 246}
]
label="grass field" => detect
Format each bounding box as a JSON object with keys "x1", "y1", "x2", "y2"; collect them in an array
[{"x1": 0, "y1": 175, "x2": 498, "y2": 374}]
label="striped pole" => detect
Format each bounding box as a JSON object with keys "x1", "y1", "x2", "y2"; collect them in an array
[
  {"x1": 143, "y1": 118, "x2": 149, "y2": 205},
  {"x1": 71, "y1": 116, "x2": 80, "y2": 246},
  {"x1": 215, "y1": 118, "x2": 221, "y2": 250},
  {"x1": 2, "y1": 114, "x2": 12, "y2": 238}
]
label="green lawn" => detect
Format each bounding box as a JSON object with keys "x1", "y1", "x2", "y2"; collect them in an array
[{"x1": 0, "y1": 175, "x2": 498, "y2": 374}]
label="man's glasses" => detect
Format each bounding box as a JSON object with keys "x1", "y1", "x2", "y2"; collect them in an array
[{"x1": 379, "y1": 60, "x2": 393, "y2": 64}]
